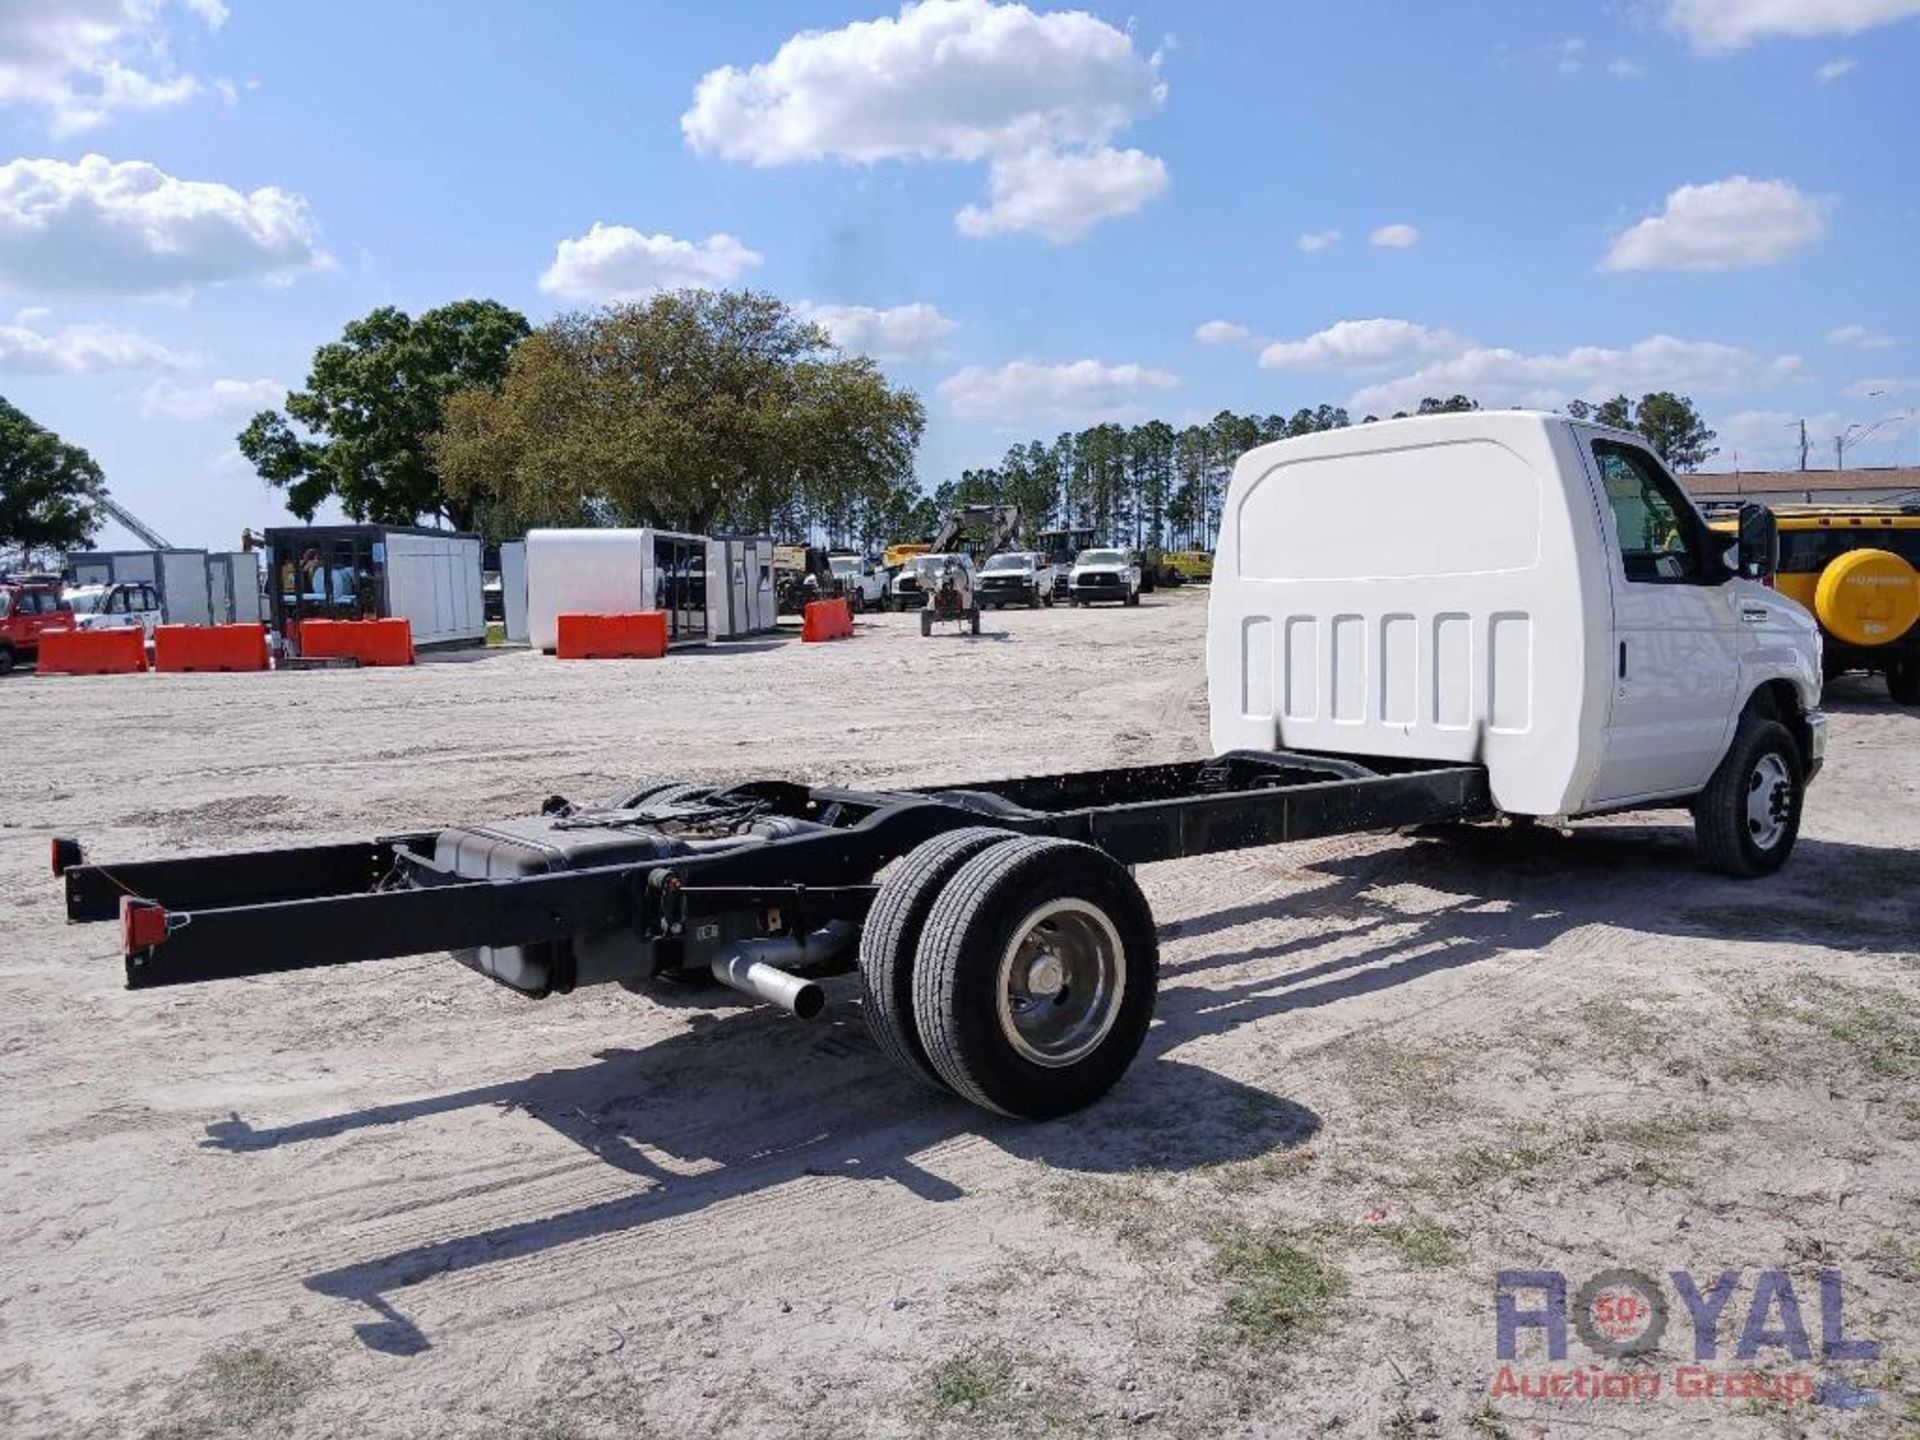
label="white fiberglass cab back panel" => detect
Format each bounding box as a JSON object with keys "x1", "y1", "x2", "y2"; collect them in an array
[{"x1": 1207, "y1": 412, "x2": 1616, "y2": 816}]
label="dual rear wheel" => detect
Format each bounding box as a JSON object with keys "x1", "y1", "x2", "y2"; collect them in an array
[{"x1": 857, "y1": 829, "x2": 1158, "y2": 1118}]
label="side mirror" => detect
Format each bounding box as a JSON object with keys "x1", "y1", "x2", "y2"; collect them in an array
[{"x1": 1735, "y1": 503, "x2": 1777, "y2": 582}]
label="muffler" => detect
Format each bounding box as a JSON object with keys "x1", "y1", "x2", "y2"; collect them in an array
[{"x1": 708, "y1": 922, "x2": 856, "y2": 1020}]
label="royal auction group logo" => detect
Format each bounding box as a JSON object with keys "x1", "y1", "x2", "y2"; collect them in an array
[{"x1": 1492, "y1": 1268, "x2": 1881, "y2": 1410}]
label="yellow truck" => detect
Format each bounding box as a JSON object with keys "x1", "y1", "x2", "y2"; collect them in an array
[{"x1": 1711, "y1": 505, "x2": 1920, "y2": 703}]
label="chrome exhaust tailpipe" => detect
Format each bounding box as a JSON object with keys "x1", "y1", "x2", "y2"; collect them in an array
[{"x1": 708, "y1": 922, "x2": 855, "y2": 1020}]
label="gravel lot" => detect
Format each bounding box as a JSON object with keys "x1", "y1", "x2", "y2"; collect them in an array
[{"x1": 4, "y1": 589, "x2": 1916, "y2": 1438}]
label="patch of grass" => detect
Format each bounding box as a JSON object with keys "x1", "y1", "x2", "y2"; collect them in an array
[
  {"x1": 1041, "y1": 1175, "x2": 1172, "y2": 1256},
  {"x1": 1447, "y1": 1139, "x2": 1561, "y2": 1190},
  {"x1": 912, "y1": 1344, "x2": 1085, "y2": 1435},
  {"x1": 1466, "y1": 1405, "x2": 1517, "y2": 1438},
  {"x1": 1610, "y1": 1106, "x2": 1731, "y2": 1151},
  {"x1": 145, "y1": 1346, "x2": 322, "y2": 1439},
  {"x1": 1209, "y1": 1227, "x2": 1347, "y2": 1351},
  {"x1": 1207, "y1": 1147, "x2": 1315, "y2": 1196},
  {"x1": 1371, "y1": 1216, "x2": 1462, "y2": 1270},
  {"x1": 921, "y1": 1344, "x2": 1018, "y2": 1420},
  {"x1": 1342, "y1": 1039, "x2": 1463, "y2": 1121}
]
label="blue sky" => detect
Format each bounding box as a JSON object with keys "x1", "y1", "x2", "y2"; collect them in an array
[{"x1": 2, "y1": 0, "x2": 1917, "y2": 549}]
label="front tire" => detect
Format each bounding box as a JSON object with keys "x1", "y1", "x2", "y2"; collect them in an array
[
  {"x1": 911, "y1": 837, "x2": 1159, "y2": 1119},
  {"x1": 1887, "y1": 655, "x2": 1920, "y2": 706},
  {"x1": 0, "y1": 645, "x2": 15, "y2": 676},
  {"x1": 1694, "y1": 717, "x2": 1803, "y2": 877},
  {"x1": 919, "y1": 609, "x2": 932, "y2": 637},
  {"x1": 1124, "y1": 589, "x2": 1140, "y2": 607}
]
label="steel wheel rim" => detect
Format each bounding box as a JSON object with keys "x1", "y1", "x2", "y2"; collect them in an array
[
  {"x1": 1746, "y1": 753, "x2": 1791, "y2": 850},
  {"x1": 996, "y1": 900, "x2": 1125, "y2": 1068}
]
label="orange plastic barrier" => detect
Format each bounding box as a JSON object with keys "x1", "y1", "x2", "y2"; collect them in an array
[
  {"x1": 154, "y1": 624, "x2": 269, "y2": 673},
  {"x1": 801, "y1": 598, "x2": 854, "y2": 642},
  {"x1": 297, "y1": 618, "x2": 416, "y2": 667},
  {"x1": 36, "y1": 628, "x2": 147, "y2": 675},
  {"x1": 556, "y1": 611, "x2": 669, "y2": 660}
]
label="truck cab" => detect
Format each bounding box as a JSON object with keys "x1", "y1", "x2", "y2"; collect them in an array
[
  {"x1": 1208, "y1": 412, "x2": 1823, "y2": 874},
  {"x1": 73, "y1": 581, "x2": 164, "y2": 642},
  {"x1": 0, "y1": 576, "x2": 75, "y2": 674}
]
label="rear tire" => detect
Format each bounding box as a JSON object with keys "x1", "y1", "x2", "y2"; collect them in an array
[
  {"x1": 919, "y1": 610, "x2": 932, "y2": 637},
  {"x1": 858, "y1": 827, "x2": 1022, "y2": 1092},
  {"x1": 0, "y1": 645, "x2": 15, "y2": 676},
  {"x1": 1694, "y1": 718, "x2": 1803, "y2": 877},
  {"x1": 912, "y1": 837, "x2": 1159, "y2": 1119},
  {"x1": 969, "y1": 606, "x2": 981, "y2": 636},
  {"x1": 1888, "y1": 656, "x2": 1920, "y2": 706}
]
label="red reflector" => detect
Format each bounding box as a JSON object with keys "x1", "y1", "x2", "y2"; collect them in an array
[
  {"x1": 50, "y1": 837, "x2": 82, "y2": 877},
  {"x1": 120, "y1": 897, "x2": 169, "y2": 953}
]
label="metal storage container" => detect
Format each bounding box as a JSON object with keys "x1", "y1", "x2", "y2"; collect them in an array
[
  {"x1": 524, "y1": 528, "x2": 712, "y2": 651},
  {"x1": 264, "y1": 525, "x2": 485, "y2": 649},
  {"x1": 65, "y1": 549, "x2": 214, "y2": 626}
]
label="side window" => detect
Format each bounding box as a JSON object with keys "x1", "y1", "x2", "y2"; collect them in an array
[
  {"x1": 1593, "y1": 441, "x2": 1704, "y2": 583},
  {"x1": 106, "y1": 588, "x2": 127, "y2": 614}
]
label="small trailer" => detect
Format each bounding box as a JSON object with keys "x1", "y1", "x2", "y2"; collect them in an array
[{"x1": 57, "y1": 413, "x2": 1823, "y2": 1119}]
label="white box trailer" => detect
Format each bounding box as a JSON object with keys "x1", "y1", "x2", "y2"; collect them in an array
[
  {"x1": 264, "y1": 526, "x2": 485, "y2": 649},
  {"x1": 66, "y1": 549, "x2": 213, "y2": 626},
  {"x1": 1208, "y1": 410, "x2": 1823, "y2": 825},
  {"x1": 525, "y1": 528, "x2": 714, "y2": 651},
  {"x1": 207, "y1": 552, "x2": 265, "y2": 625}
]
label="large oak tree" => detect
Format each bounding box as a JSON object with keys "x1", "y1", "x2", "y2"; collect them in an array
[
  {"x1": 0, "y1": 396, "x2": 105, "y2": 568},
  {"x1": 434, "y1": 290, "x2": 925, "y2": 536},
  {"x1": 239, "y1": 299, "x2": 529, "y2": 528}
]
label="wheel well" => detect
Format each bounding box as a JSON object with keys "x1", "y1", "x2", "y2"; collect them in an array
[{"x1": 1743, "y1": 680, "x2": 1812, "y2": 770}]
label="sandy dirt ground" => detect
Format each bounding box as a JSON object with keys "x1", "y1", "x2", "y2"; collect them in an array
[{"x1": 2, "y1": 589, "x2": 1917, "y2": 1439}]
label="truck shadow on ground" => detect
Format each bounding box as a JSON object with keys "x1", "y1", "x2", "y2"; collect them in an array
[
  {"x1": 201, "y1": 821, "x2": 1911, "y2": 1356},
  {"x1": 204, "y1": 1009, "x2": 1317, "y2": 1356}
]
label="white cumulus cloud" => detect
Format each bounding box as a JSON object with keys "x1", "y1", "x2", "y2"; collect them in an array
[
  {"x1": 954, "y1": 144, "x2": 1165, "y2": 242},
  {"x1": 1816, "y1": 57, "x2": 1859, "y2": 81},
  {"x1": 1348, "y1": 333, "x2": 1805, "y2": 417},
  {"x1": 1828, "y1": 323, "x2": 1895, "y2": 350},
  {"x1": 1601, "y1": 175, "x2": 1824, "y2": 272},
  {"x1": 1258, "y1": 318, "x2": 1466, "y2": 373},
  {"x1": 0, "y1": 155, "x2": 326, "y2": 297},
  {"x1": 138, "y1": 375, "x2": 280, "y2": 420},
  {"x1": 801, "y1": 301, "x2": 956, "y2": 362},
  {"x1": 538, "y1": 224, "x2": 763, "y2": 302},
  {"x1": 1297, "y1": 228, "x2": 1341, "y2": 253},
  {"x1": 1369, "y1": 223, "x2": 1420, "y2": 249},
  {"x1": 1194, "y1": 320, "x2": 1252, "y2": 345},
  {"x1": 0, "y1": 0, "x2": 228, "y2": 134},
  {"x1": 681, "y1": 0, "x2": 1168, "y2": 243},
  {"x1": 1665, "y1": 0, "x2": 1920, "y2": 52},
  {"x1": 940, "y1": 358, "x2": 1177, "y2": 426},
  {"x1": 0, "y1": 316, "x2": 183, "y2": 373}
]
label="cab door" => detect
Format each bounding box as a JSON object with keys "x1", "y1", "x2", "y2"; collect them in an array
[{"x1": 1582, "y1": 437, "x2": 1747, "y2": 805}]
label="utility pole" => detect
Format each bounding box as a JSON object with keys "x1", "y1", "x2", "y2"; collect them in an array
[{"x1": 1798, "y1": 418, "x2": 1808, "y2": 471}]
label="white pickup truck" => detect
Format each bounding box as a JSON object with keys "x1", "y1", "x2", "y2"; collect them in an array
[
  {"x1": 1209, "y1": 410, "x2": 1824, "y2": 876},
  {"x1": 828, "y1": 553, "x2": 886, "y2": 612}
]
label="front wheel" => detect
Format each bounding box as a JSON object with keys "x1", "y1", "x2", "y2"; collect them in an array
[
  {"x1": 1694, "y1": 718, "x2": 1803, "y2": 877},
  {"x1": 1887, "y1": 656, "x2": 1920, "y2": 706},
  {"x1": 0, "y1": 645, "x2": 15, "y2": 676},
  {"x1": 1124, "y1": 589, "x2": 1140, "y2": 607},
  {"x1": 912, "y1": 837, "x2": 1159, "y2": 1118}
]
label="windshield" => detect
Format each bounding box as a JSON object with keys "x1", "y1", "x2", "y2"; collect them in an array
[
  {"x1": 983, "y1": 553, "x2": 1031, "y2": 571},
  {"x1": 63, "y1": 586, "x2": 104, "y2": 614},
  {"x1": 1079, "y1": 549, "x2": 1126, "y2": 566},
  {"x1": 830, "y1": 557, "x2": 858, "y2": 576},
  {"x1": 910, "y1": 555, "x2": 958, "y2": 576}
]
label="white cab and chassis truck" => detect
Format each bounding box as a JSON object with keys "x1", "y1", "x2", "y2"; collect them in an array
[{"x1": 58, "y1": 414, "x2": 1820, "y2": 1121}]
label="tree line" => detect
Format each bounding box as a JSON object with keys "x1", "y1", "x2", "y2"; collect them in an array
[{"x1": 0, "y1": 285, "x2": 1718, "y2": 565}]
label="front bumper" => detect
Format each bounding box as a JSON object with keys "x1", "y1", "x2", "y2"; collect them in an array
[
  {"x1": 1070, "y1": 576, "x2": 1129, "y2": 601},
  {"x1": 979, "y1": 578, "x2": 1037, "y2": 603},
  {"x1": 1803, "y1": 708, "x2": 1827, "y2": 782}
]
